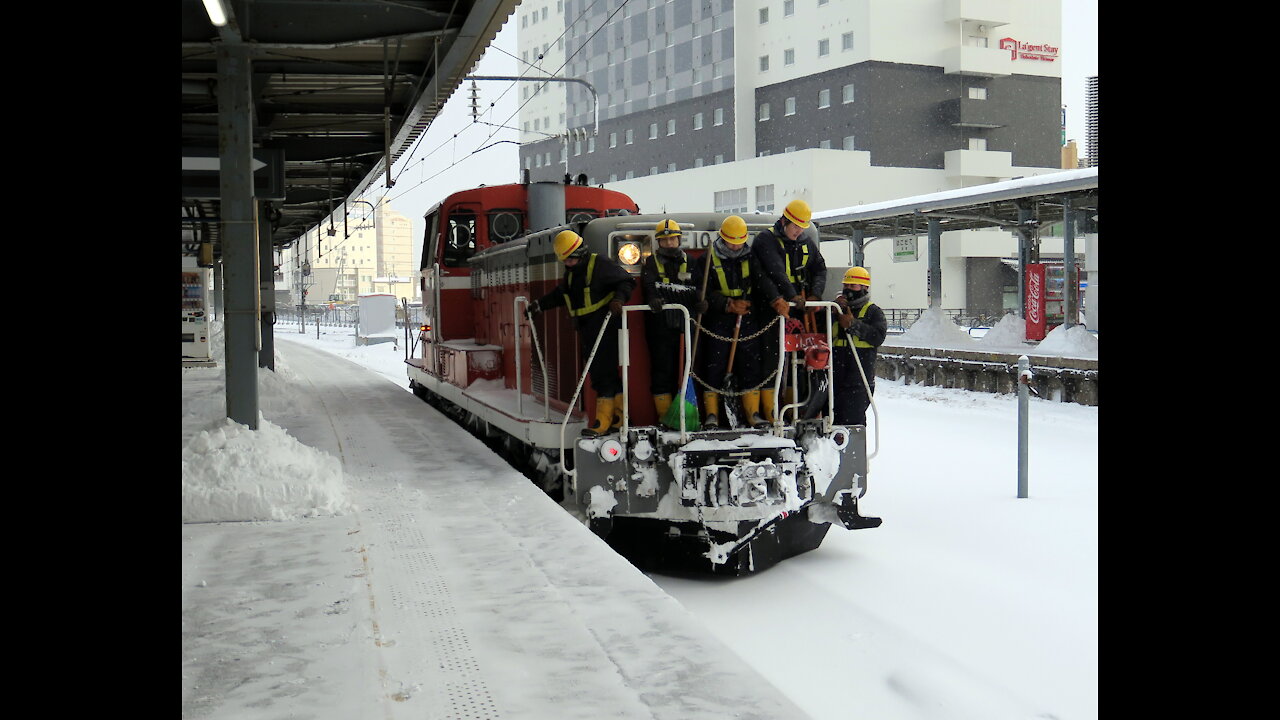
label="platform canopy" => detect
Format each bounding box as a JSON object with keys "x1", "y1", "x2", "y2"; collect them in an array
[
  {"x1": 812, "y1": 168, "x2": 1098, "y2": 239},
  {"x1": 181, "y1": 0, "x2": 519, "y2": 259}
]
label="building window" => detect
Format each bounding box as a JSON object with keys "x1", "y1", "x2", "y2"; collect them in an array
[
  {"x1": 667, "y1": 119, "x2": 676, "y2": 136},
  {"x1": 760, "y1": 55, "x2": 769, "y2": 72},
  {"x1": 667, "y1": 162, "x2": 677, "y2": 172},
  {"x1": 626, "y1": 128, "x2": 634, "y2": 144},
  {"x1": 758, "y1": 103, "x2": 770, "y2": 121},
  {"x1": 714, "y1": 154, "x2": 724, "y2": 164},
  {"x1": 695, "y1": 158, "x2": 704, "y2": 168},
  {"x1": 842, "y1": 32, "x2": 854, "y2": 51},
  {"x1": 818, "y1": 89, "x2": 831, "y2": 108},
  {"x1": 842, "y1": 83, "x2": 855, "y2": 103},
  {"x1": 818, "y1": 39, "x2": 830, "y2": 57},
  {"x1": 785, "y1": 97, "x2": 796, "y2": 116},
  {"x1": 756, "y1": 185, "x2": 775, "y2": 212},
  {"x1": 714, "y1": 108, "x2": 724, "y2": 125},
  {"x1": 650, "y1": 166, "x2": 659, "y2": 175},
  {"x1": 649, "y1": 122, "x2": 658, "y2": 139},
  {"x1": 969, "y1": 137, "x2": 988, "y2": 151},
  {"x1": 540, "y1": 7, "x2": 547, "y2": 20},
  {"x1": 968, "y1": 87, "x2": 988, "y2": 100},
  {"x1": 759, "y1": 7, "x2": 768, "y2": 23},
  {"x1": 560, "y1": 147, "x2": 567, "y2": 162},
  {"x1": 714, "y1": 188, "x2": 749, "y2": 213},
  {"x1": 843, "y1": 135, "x2": 856, "y2": 151},
  {"x1": 819, "y1": 139, "x2": 832, "y2": 149},
  {"x1": 626, "y1": 170, "x2": 635, "y2": 179},
  {"x1": 784, "y1": 48, "x2": 795, "y2": 66},
  {"x1": 609, "y1": 173, "x2": 618, "y2": 182},
  {"x1": 588, "y1": 137, "x2": 595, "y2": 153},
  {"x1": 784, "y1": 0, "x2": 794, "y2": 17},
  {"x1": 610, "y1": 131, "x2": 617, "y2": 148},
  {"x1": 967, "y1": 35, "x2": 989, "y2": 48},
  {"x1": 694, "y1": 112, "x2": 704, "y2": 130}
]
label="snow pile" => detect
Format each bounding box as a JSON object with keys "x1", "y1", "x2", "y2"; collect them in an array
[
  {"x1": 894, "y1": 308, "x2": 976, "y2": 349},
  {"x1": 183, "y1": 320, "x2": 353, "y2": 524},
  {"x1": 1034, "y1": 322, "x2": 1099, "y2": 359},
  {"x1": 973, "y1": 313, "x2": 1027, "y2": 350},
  {"x1": 182, "y1": 416, "x2": 353, "y2": 523}
]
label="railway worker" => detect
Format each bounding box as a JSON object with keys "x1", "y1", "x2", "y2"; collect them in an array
[
  {"x1": 527, "y1": 229, "x2": 636, "y2": 437},
  {"x1": 831, "y1": 266, "x2": 888, "y2": 426},
  {"x1": 752, "y1": 198, "x2": 827, "y2": 422},
  {"x1": 642, "y1": 219, "x2": 699, "y2": 421},
  {"x1": 692, "y1": 216, "x2": 783, "y2": 429}
]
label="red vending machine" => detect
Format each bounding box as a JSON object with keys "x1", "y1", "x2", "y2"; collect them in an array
[{"x1": 1025, "y1": 263, "x2": 1081, "y2": 341}]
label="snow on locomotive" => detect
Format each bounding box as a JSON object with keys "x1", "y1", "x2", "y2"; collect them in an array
[{"x1": 407, "y1": 177, "x2": 880, "y2": 575}]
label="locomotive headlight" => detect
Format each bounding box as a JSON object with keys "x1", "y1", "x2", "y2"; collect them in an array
[{"x1": 617, "y1": 242, "x2": 641, "y2": 265}]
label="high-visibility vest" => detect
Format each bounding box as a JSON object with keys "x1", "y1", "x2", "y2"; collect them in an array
[
  {"x1": 710, "y1": 251, "x2": 751, "y2": 297},
  {"x1": 778, "y1": 237, "x2": 810, "y2": 287},
  {"x1": 834, "y1": 302, "x2": 875, "y2": 348},
  {"x1": 655, "y1": 256, "x2": 688, "y2": 284},
  {"x1": 563, "y1": 254, "x2": 615, "y2": 317}
]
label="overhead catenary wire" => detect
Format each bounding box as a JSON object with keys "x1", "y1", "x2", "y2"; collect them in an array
[{"x1": 370, "y1": 0, "x2": 628, "y2": 207}]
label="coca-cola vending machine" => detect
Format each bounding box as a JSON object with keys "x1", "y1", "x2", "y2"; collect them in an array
[{"x1": 1025, "y1": 263, "x2": 1082, "y2": 341}]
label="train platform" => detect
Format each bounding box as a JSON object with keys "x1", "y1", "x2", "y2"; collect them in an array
[{"x1": 181, "y1": 339, "x2": 807, "y2": 720}]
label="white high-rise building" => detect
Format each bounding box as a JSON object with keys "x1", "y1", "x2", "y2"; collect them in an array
[{"x1": 1085, "y1": 74, "x2": 1098, "y2": 168}]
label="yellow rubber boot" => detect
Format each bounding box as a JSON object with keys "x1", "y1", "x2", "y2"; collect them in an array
[
  {"x1": 582, "y1": 396, "x2": 616, "y2": 437},
  {"x1": 611, "y1": 393, "x2": 626, "y2": 430},
  {"x1": 761, "y1": 388, "x2": 776, "y2": 424},
  {"x1": 653, "y1": 393, "x2": 673, "y2": 420},
  {"x1": 703, "y1": 392, "x2": 721, "y2": 429}
]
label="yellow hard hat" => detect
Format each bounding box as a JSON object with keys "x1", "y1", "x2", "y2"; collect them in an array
[
  {"x1": 843, "y1": 266, "x2": 871, "y2": 286},
  {"x1": 718, "y1": 215, "x2": 749, "y2": 245},
  {"x1": 782, "y1": 199, "x2": 812, "y2": 228},
  {"x1": 554, "y1": 230, "x2": 584, "y2": 261},
  {"x1": 654, "y1": 218, "x2": 682, "y2": 240}
]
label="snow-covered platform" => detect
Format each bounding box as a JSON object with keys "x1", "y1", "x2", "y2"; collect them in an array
[{"x1": 182, "y1": 340, "x2": 807, "y2": 720}]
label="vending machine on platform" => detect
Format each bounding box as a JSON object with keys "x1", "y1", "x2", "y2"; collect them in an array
[
  {"x1": 1025, "y1": 262, "x2": 1083, "y2": 341},
  {"x1": 182, "y1": 258, "x2": 213, "y2": 365}
]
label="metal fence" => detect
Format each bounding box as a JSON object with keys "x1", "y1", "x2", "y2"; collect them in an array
[
  {"x1": 272, "y1": 305, "x2": 425, "y2": 331},
  {"x1": 882, "y1": 309, "x2": 1014, "y2": 334}
]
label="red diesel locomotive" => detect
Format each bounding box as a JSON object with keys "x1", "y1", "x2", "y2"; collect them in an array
[{"x1": 407, "y1": 177, "x2": 880, "y2": 574}]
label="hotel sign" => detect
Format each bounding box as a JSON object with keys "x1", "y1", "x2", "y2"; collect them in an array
[{"x1": 998, "y1": 37, "x2": 1059, "y2": 63}]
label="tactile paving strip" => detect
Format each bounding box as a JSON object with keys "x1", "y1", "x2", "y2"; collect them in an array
[{"x1": 367, "y1": 505, "x2": 500, "y2": 719}]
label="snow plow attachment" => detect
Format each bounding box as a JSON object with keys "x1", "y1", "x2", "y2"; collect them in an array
[{"x1": 570, "y1": 420, "x2": 879, "y2": 576}]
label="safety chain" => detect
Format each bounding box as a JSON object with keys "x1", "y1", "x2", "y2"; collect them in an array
[
  {"x1": 688, "y1": 367, "x2": 780, "y2": 397},
  {"x1": 692, "y1": 313, "x2": 782, "y2": 343}
]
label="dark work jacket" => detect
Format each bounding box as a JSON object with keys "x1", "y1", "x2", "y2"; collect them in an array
[
  {"x1": 692, "y1": 248, "x2": 779, "y2": 326},
  {"x1": 641, "y1": 251, "x2": 698, "y2": 333},
  {"x1": 536, "y1": 252, "x2": 636, "y2": 326},
  {"x1": 752, "y1": 219, "x2": 827, "y2": 301},
  {"x1": 832, "y1": 299, "x2": 889, "y2": 370}
]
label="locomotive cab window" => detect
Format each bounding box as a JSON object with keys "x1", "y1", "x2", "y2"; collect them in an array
[
  {"x1": 421, "y1": 210, "x2": 440, "y2": 268},
  {"x1": 443, "y1": 209, "x2": 477, "y2": 267},
  {"x1": 488, "y1": 209, "x2": 524, "y2": 244}
]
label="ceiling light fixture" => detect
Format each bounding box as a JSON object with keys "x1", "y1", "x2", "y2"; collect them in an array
[{"x1": 202, "y1": 0, "x2": 228, "y2": 27}]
